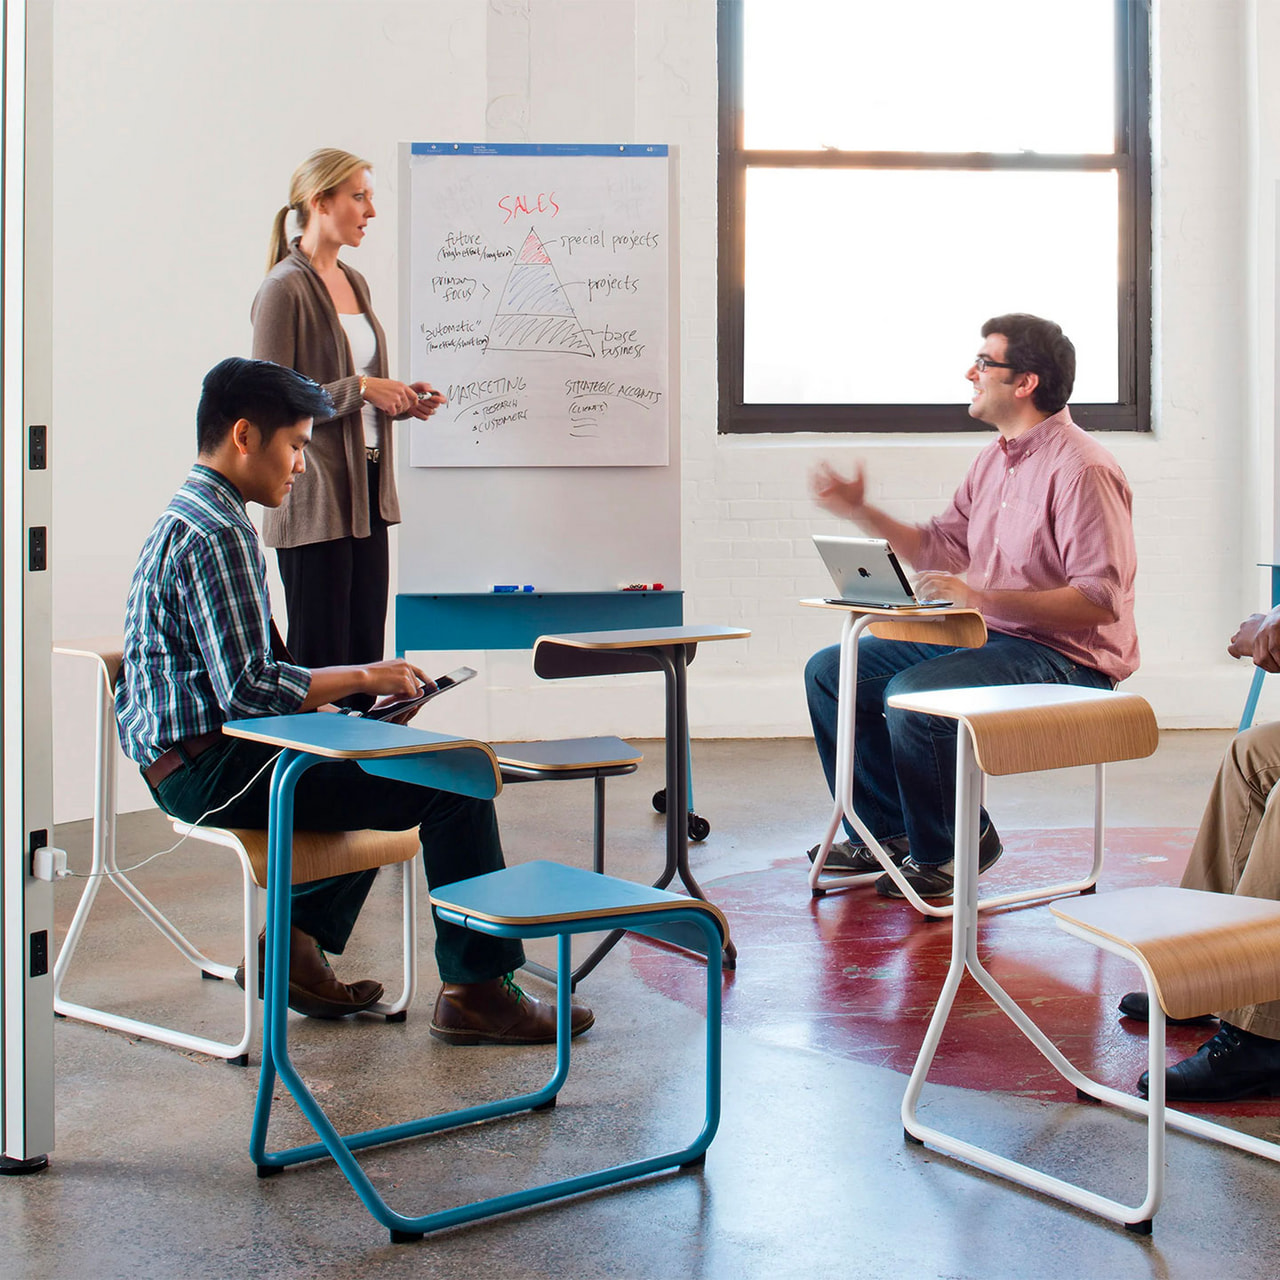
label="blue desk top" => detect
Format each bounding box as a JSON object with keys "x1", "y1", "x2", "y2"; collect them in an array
[
  {"x1": 430, "y1": 860, "x2": 728, "y2": 939},
  {"x1": 221, "y1": 712, "x2": 494, "y2": 760}
]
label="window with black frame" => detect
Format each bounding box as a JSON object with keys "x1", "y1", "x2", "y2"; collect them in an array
[{"x1": 717, "y1": 0, "x2": 1151, "y2": 434}]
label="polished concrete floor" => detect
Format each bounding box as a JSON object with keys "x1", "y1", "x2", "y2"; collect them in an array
[{"x1": 6, "y1": 730, "x2": 1280, "y2": 1279}]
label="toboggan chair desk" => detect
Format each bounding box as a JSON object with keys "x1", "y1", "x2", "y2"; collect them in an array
[
  {"x1": 876, "y1": 684, "x2": 1280, "y2": 1233},
  {"x1": 223, "y1": 711, "x2": 729, "y2": 1243}
]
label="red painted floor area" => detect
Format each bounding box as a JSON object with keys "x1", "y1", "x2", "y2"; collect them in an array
[{"x1": 631, "y1": 828, "x2": 1280, "y2": 1117}]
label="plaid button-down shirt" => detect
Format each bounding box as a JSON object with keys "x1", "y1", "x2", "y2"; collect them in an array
[
  {"x1": 117, "y1": 464, "x2": 311, "y2": 768},
  {"x1": 914, "y1": 409, "x2": 1139, "y2": 683}
]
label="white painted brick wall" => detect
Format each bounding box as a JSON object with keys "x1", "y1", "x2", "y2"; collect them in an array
[{"x1": 48, "y1": 0, "x2": 1274, "y2": 820}]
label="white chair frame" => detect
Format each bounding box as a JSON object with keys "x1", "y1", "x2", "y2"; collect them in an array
[{"x1": 52, "y1": 643, "x2": 417, "y2": 1065}]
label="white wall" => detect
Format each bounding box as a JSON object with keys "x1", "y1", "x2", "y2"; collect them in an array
[{"x1": 49, "y1": 0, "x2": 1279, "y2": 821}]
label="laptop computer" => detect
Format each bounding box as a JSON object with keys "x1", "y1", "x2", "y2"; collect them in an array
[{"x1": 813, "y1": 535, "x2": 952, "y2": 609}]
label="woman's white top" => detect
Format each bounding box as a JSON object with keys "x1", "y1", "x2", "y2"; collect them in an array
[{"x1": 339, "y1": 311, "x2": 381, "y2": 450}]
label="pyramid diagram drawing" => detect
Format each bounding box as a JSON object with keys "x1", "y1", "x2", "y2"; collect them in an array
[{"x1": 486, "y1": 228, "x2": 596, "y2": 356}]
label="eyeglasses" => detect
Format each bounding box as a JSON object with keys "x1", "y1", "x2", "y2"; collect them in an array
[{"x1": 973, "y1": 355, "x2": 1016, "y2": 372}]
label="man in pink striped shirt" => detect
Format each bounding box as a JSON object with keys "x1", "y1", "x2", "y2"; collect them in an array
[{"x1": 805, "y1": 313, "x2": 1138, "y2": 899}]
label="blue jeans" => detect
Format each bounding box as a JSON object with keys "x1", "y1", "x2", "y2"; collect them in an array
[{"x1": 804, "y1": 631, "x2": 1112, "y2": 866}]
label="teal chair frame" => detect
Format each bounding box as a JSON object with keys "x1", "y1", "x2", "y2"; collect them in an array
[
  {"x1": 232, "y1": 715, "x2": 725, "y2": 1244},
  {"x1": 1239, "y1": 564, "x2": 1280, "y2": 731}
]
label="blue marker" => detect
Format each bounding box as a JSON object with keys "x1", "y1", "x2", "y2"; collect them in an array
[{"x1": 492, "y1": 584, "x2": 536, "y2": 593}]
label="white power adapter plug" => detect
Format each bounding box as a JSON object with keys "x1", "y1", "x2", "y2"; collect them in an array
[{"x1": 32, "y1": 846, "x2": 69, "y2": 881}]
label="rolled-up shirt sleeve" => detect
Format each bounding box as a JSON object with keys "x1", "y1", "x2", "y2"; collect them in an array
[
  {"x1": 1054, "y1": 465, "x2": 1135, "y2": 619},
  {"x1": 177, "y1": 525, "x2": 311, "y2": 717},
  {"x1": 914, "y1": 468, "x2": 975, "y2": 573}
]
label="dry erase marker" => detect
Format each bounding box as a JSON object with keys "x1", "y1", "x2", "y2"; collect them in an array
[
  {"x1": 493, "y1": 584, "x2": 536, "y2": 592},
  {"x1": 619, "y1": 582, "x2": 665, "y2": 591}
]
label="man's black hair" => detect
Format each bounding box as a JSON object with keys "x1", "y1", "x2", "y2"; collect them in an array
[
  {"x1": 980, "y1": 313, "x2": 1075, "y2": 415},
  {"x1": 196, "y1": 356, "x2": 333, "y2": 454}
]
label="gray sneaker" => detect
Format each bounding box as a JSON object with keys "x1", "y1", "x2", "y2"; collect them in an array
[{"x1": 807, "y1": 835, "x2": 910, "y2": 874}]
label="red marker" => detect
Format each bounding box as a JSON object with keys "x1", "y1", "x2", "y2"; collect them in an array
[{"x1": 619, "y1": 582, "x2": 664, "y2": 591}]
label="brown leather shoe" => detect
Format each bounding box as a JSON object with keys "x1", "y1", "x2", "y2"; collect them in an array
[
  {"x1": 429, "y1": 974, "x2": 594, "y2": 1045},
  {"x1": 234, "y1": 927, "x2": 383, "y2": 1020}
]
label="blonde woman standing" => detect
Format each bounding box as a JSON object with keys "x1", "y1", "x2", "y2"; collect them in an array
[{"x1": 252, "y1": 148, "x2": 442, "y2": 684}]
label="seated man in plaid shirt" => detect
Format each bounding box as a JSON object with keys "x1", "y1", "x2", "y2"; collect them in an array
[{"x1": 117, "y1": 356, "x2": 591, "y2": 1043}]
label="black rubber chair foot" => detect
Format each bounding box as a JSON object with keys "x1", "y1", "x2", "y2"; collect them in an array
[
  {"x1": 1125, "y1": 1219, "x2": 1153, "y2": 1236},
  {"x1": 384, "y1": 1010, "x2": 407, "y2": 1023},
  {"x1": 688, "y1": 813, "x2": 711, "y2": 842},
  {"x1": 811, "y1": 887, "x2": 826, "y2": 898},
  {"x1": 680, "y1": 1152, "x2": 707, "y2": 1168},
  {"x1": 200, "y1": 970, "x2": 223, "y2": 981},
  {"x1": 256, "y1": 1165, "x2": 280, "y2": 1179},
  {"x1": 390, "y1": 1230, "x2": 424, "y2": 1244},
  {"x1": 532, "y1": 1096, "x2": 558, "y2": 1112},
  {"x1": 1076, "y1": 1087, "x2": 1099, "y2": 1103},
  {"x1": 1081, "y1": 884, "x2": 1098, "y2": 895},
  {"x1": 226, "y1": 1053, "x2": 249, "y2": 1068},
  {"x1": 904, "y1": 1129, "x2": 924, "y2": 1146}
]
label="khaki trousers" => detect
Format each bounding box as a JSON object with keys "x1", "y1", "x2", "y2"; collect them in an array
[{"x1": 1182, "y1": 721, "x2": 1280, "y2": 1037}]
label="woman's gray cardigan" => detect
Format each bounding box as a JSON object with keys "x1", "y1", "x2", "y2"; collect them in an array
[{"x1": 251, "y1": 242, "x2": 401, "y2": 549}]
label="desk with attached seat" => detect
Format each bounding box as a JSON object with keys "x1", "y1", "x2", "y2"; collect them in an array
[
  {"x1": 533, "y1": 625, "x2": 750, "y2": 968},
  {"x1": 222, "y1": 712, "x2": 729, "y2": 1243}
]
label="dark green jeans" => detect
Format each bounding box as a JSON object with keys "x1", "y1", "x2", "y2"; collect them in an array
[{"x1": 151, "y1": 737, "x2": 524, "y2": 984}]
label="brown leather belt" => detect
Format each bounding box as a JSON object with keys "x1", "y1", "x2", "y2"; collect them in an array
[{"x1": 143, "y1": 729, "x2": 225, "y2": 789}]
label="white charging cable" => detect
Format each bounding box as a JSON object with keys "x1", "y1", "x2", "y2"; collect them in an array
[{"x1": 52, "y1": 747, "x2": 285, "y2": 880}]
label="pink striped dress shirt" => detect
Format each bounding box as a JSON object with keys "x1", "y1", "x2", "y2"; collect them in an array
[{"x1": 913, "y1": 409, "x2": 1139, "y2": 683}]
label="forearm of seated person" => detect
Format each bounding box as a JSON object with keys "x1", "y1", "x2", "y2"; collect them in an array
[
  {"x1": 299, "y1": 661, "x2": 425, "y2": 711},
  {"x1": 855, "y1": 508, "x2": 925, "y2": 564},
  {"x1": 974, "y1": 586, "x2": 1115, "y2": 629}
]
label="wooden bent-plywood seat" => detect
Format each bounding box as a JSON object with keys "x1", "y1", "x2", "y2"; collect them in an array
[
  {"x1": 865, "y1": 611, "x2": 989, "y2": 649},
  {"x1": 169, "y1": 823, "x2": 421, "y2": 888},
  {"x1": 889, "y1": 683, "x2": 1160, "y2": 776},
  {"x1": 491, "y1": 735, "x2": 642, "y2": 782},
  {"x1": 1052, "y1": 885, "x2": 1280, "y2": 1022},
  {"x1": 878, "y1": 683, "x2": 1159, "y2": 917}
]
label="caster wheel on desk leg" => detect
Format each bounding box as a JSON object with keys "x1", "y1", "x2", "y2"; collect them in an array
[
  {"x1": 688, "y1": 812, "x2": 711, "y2": 842},
  {"x1": 652, "y1": 788, "x2": 667, "y2": 814}
]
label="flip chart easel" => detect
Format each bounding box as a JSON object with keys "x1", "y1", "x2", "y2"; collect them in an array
[{"x1": 394, "y1": 142, "x2": 681, "y2": 652}]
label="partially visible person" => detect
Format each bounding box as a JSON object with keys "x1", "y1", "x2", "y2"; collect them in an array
[
  {"x1": 805, "y1": 314, "x2": 1138, "y2": 899},
  {"x1": 253, "y1": 148, "x2": 443, "y2": 694},
  {"x1": 116, "y1": 356, "x2": 590, "y2": 1043},
  {"x1": 1124, "y1": 606, "x2": 1280, "y2": 1101}
]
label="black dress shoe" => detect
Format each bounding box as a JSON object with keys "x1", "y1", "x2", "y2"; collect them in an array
[
  {"x1": 875, "y1": 822, "x2": 1003, "y2": 899},
  {"x1": 806, "y1": 835, "x2": 909, "y2": 874},
  {"x1": 1137, "y1": 1023, "x2": 1280, "y2": 1102},
  {"x1": 1117, "y1": 991, "x2": 1218, "y2": 1026}
]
